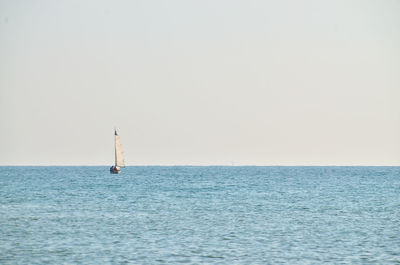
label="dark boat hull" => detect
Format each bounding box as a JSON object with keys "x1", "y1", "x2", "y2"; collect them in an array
[{"x1": 110, "y1": 166, "x2": 121, "y2": 174}]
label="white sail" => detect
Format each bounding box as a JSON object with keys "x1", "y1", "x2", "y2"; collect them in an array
[{"x1": 115, "y1": 130, "x2": 125, "y2": 167}]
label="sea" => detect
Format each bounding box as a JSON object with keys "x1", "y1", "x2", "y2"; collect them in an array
[{"x1": 0, "y1": 166, "x2": 399, "y2": 264}]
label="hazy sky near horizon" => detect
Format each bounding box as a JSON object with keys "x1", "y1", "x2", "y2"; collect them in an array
[{"x1": 1, "y1": 0, "x2": 399, "y2": 165}]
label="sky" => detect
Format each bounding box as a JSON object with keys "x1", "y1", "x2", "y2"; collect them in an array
[{"x1": 0, "y1": 0, "x2": 399, "y2": 166}]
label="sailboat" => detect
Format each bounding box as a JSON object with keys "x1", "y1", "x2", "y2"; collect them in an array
[{"x1": 110, "y1": 128, "x2": 125, "y2": 174}]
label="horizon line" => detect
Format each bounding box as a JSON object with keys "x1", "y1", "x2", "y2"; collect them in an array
[{"x1": 0, "y1": 164, "x2": 399, "y2": 167}]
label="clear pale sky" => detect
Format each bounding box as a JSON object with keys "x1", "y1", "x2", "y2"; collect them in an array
[{"x1": 0, "y1": 0, "x2": 399, "y2": 165}]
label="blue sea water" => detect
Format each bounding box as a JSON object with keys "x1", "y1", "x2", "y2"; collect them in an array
[{"x1": 0, "y1": 166, "x2": 400, "y2": 264}]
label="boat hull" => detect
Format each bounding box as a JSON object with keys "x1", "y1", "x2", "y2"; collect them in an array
[{"x1": 110, "y1": 166, "x2": 121, "y2": 174}]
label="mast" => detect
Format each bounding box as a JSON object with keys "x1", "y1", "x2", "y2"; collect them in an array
[{"x1": 114, "y1": 128, "x2": 117, "y2": 167}]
